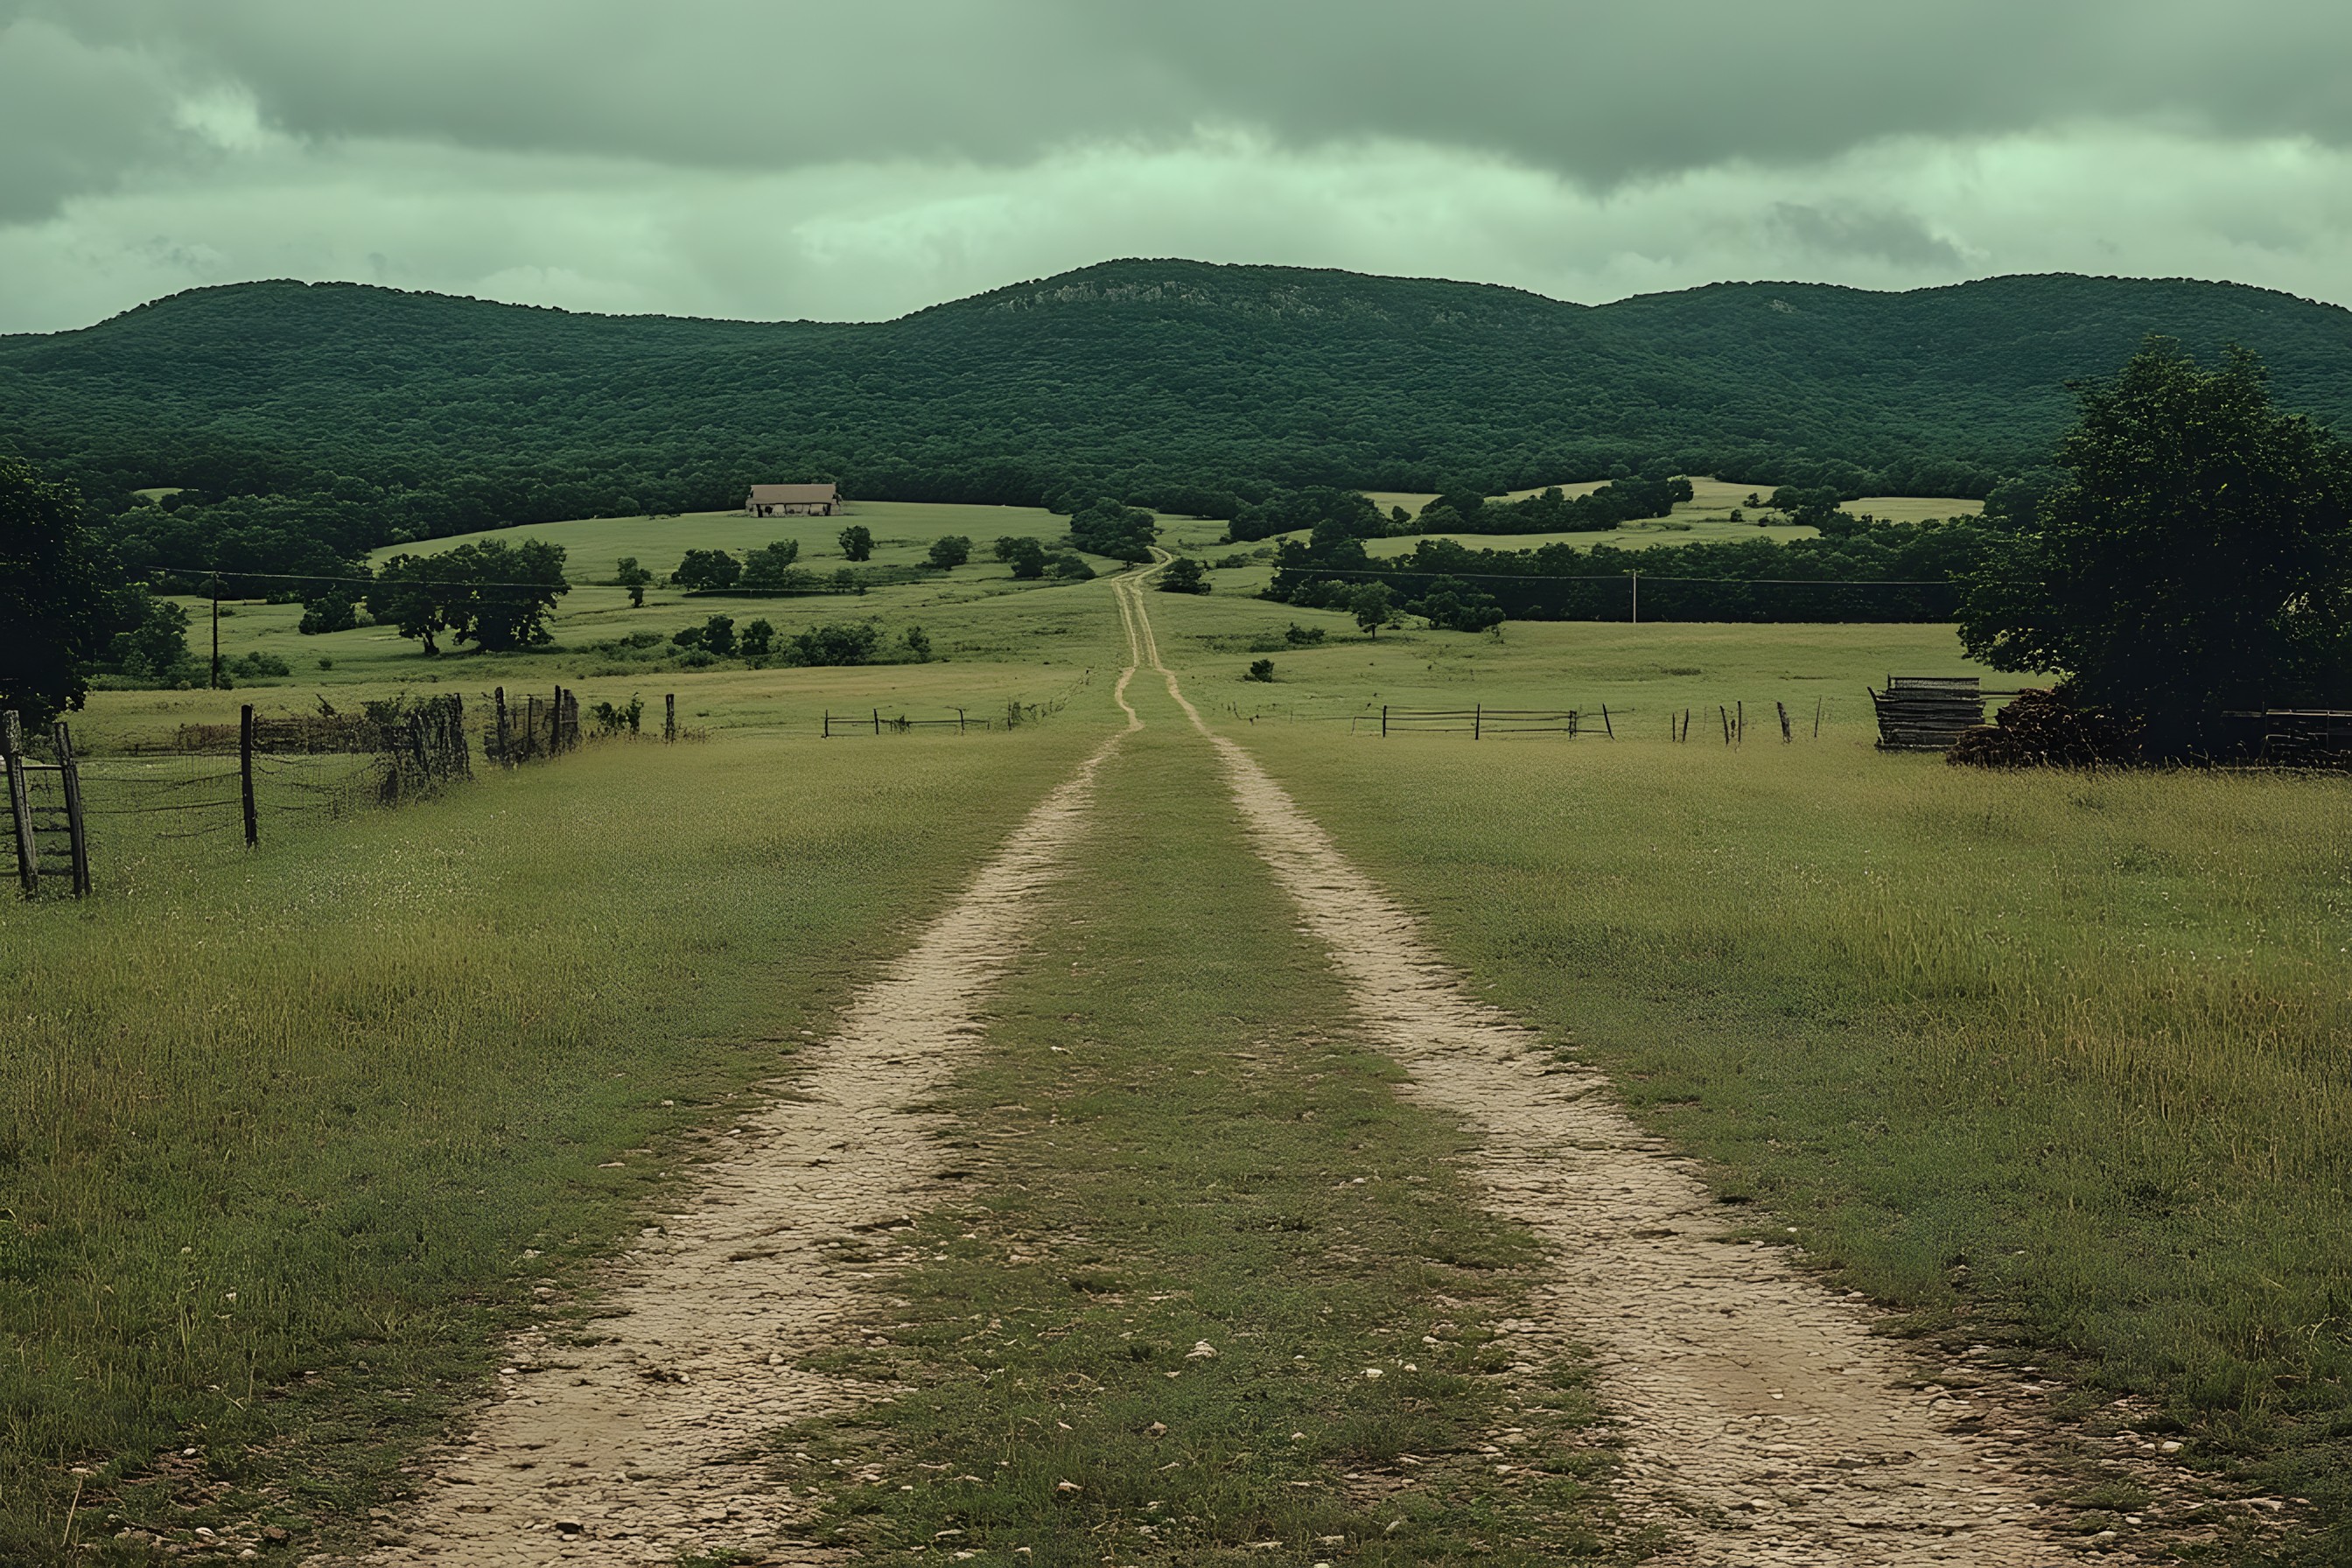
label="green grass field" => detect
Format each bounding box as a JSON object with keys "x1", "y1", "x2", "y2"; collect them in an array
[{"x1": 8, "y1": 502, "x2": 2345, "y2": 1564}]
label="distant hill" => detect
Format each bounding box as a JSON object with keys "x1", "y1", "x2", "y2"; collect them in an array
[{"x1": 4, "y1": 260, "x2": 2351, "y2": 571}]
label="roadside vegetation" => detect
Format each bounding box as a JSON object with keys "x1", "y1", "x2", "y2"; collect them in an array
[
  {"x1": 0, "y1": 726, "x2": 1106, "y2": 1564},
  {"x1": 1220, "y1": 713, "x2": 2352, "y2": 1563}
]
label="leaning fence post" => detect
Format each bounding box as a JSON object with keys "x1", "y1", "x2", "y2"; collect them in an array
[
  {"x1": 52, "y1": 721, "x2": 90, "y2": 897},
  {"x1": 1600, "y1": 703, "x2": 1614, "y2": 739},
  {"x1": 1720, "y1": 705, "x2": 1732, "y2": 745},
  {"x1": 1778, "y1": 701, "x2": 1792, "y2": 744},
  {"x1": 1, "y1": 711, "x2": 37, "y2": 898},
  {"x1": 872, "y1": 708, "x2": 880, "y2": 736},
  {"x1": 239, "y1": 704, "x2": 259, "y2": 848}
]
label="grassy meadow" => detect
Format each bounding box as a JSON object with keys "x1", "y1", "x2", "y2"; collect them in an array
[
  {"x1": 8, "y1": 497, "x2": 2348, "y2": 1564},
  {"x1": 1138, "y1": 584, "x2": 2352, "y2": 1558},
  {"x1": 0, "y1": 719, "x2": 1112, "y2": 1564}
]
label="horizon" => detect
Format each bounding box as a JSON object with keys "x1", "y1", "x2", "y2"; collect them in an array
[{"x1": 22, "y1": 256, "x2": 2352, "y2": 340}]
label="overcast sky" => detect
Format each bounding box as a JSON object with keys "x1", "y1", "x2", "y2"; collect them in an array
[{"x1": 4, "y1": 0, "x2": 2350, "y2": 334}]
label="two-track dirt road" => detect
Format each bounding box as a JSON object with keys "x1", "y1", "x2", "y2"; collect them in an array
[{"x1": 369, "y1": 569, "x2": 2118, "y2": 1566}]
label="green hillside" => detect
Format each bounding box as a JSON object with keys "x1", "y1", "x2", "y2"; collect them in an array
[{"x1": 4, "y1": 259, "x2": 2351, "y2": 573}]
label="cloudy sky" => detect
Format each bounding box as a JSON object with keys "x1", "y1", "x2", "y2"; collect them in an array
[{"x1": 4, "y1": 0, "x2": 2350, "y2": 334}]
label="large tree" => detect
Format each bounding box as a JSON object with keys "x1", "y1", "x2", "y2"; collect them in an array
[
  {"x1": 1, "y1": 458, "x2": 117, "y2": 727},
  {"x1": 1959, "y1": 340, "x2": 2352, "y2": 757},
  {"x1": 367, "y1": 540, "x2": 570, "y2": 654}
]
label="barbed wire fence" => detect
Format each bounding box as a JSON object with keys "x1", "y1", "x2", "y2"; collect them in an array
[{"x1": 4, "y1": 695, "x2": 480, "y2": 900}]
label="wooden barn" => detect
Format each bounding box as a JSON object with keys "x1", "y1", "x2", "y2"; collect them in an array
[{"x1": 745, "y1": 482, "x2": 840, "y2": 517}]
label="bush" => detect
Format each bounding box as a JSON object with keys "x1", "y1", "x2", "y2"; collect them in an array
[
  {"x1": 739, "y1": 540, "x2": 802, "y2": 590},
  {"x1": 1050, "y1": 552, "x2": 1096, "y2": 581},
  {"x1": 589, "y1": 696, "x2": 645, "y2": 735},
  {"x1": 788, "y1": 622, "x2": 883, "y2": 667},
  {"x1": 740, "y1": 618, "x2": 774, "y2": 658},
  {"x1": 1284, "y1": 622, "x2": 1326, "y2": 645},
  {"x1": 837, "y1": 524, "x2": 874, "y2": 562},
  {"x1": 671, "y1": 549, "x2": 740, "y2": 591},
  {"x1": 1245, "y1": 659, "x2": 1275, "y2": 682},
  {"x1": 995, "y1": 536, "x2": 1047, "y2": 580},
  {"x1": 700, "y1": 614, "x2": 736, "y2": 658},
  {"x1": 297, "y1": 587, "x2": 361, "y2": 634},
  {"x1": 903, "y1": 626, "x2": 933, "y2": 662},
  {"x1": 927, "y1": 535, "x2": 973, "y2": 570},
  {"x1": 1158, "y1": 558, "x2": 1209, "y2": 594},
  {"x1": 227, "y1": 651, "x2": 292, "y2": 681}
]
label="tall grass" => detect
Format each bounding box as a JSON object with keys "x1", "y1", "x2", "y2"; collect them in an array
[
  {"x1": 1237, "y1": 730, "x2": 2352, "y2": 1560},
  {"x1": 0, "y1": 725, "x2": 1104, "y2": 1563}
]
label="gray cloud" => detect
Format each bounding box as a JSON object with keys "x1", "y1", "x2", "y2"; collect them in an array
[
  {"x1": 1768, "y1": 203, "x2": 1962, "y2": 268},
  {"x1": 2, "y1": 3, "x2": 2350, "y2": 334},
  {"x1": 16, "y1": 0, "x2": 2352, "y2": 188}
]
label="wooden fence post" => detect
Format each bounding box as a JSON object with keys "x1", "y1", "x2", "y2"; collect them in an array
[
  {"x1": 494, "y1": 686, "x2": 509, "y2": 764},
  {"x1": 52, "y1": 721, "x2": 90, "y2": 897},
  {"x1": 956, "y1": 708, "x2": 967, "y2": 734},
  {"x1": 1814, "y1": 697, "x2": 1824, "y2": 739},
  {"x1": 1382, "y1": 704, "x2": 1389, "y2": 738},
  {"x1": 240, "y1": 704, "x2": 258, "y2": 846},
  {"x1": 1736, "y1": 701, "x2": 1745, "y2": 745},
  {"x1": 1474, "y1": 704, "x2": 1482, "y2": 741},
  {"x1": 1778, "y1": 702, "x2": 1792, "y2": 743},
  {"x1": 872, "y1": 708, "x2": 880, "y2": 736},
  {"x1": 1600, "y1": 704, "x2": 1614, "y2": 739},
  {"x1": 1719, "y1": 706, "x2": 1732, "y2": 746},
  {"x1": 664, "y1": 693, "x2": 676, "y2": 743},
  {"x1": 1, "y1": 711, "x2": 37, "y2": 898}
]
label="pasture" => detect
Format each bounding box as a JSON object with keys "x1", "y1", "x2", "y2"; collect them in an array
[{"x1": 5, "y1": 502, "x2": 2344, "y2": 1564}]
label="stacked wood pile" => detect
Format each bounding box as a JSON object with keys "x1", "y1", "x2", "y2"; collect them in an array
[
  {"x1": 2222, "y1": 709, "x2": 2352, "y2": 765},
  {"x1": 1948, "y1": 688, "x2": 2140, "y2": 768},
  {"x1": 1869, "y1": 676, "x2": 1986, "y2": 751}
]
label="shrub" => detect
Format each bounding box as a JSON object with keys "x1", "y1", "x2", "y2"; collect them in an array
[
  {"x1": 788, "y1": 622, "x2": 883, "y2": 667},
  {"x1": 836, "y1": 524, "x2": 874, "y2": 562},
  {"x1": 739, "y1": 540, "x2": 802, "y2": 590},
  {"x1": 1284, "y1": 622, "x2": 1326, "y2": 645},
  {"x1": 227, "y1": 651, "x2": 292, "y2": 681},
  {"x1": 671, "y1": 549, "x2": 740, "y2": 591},
  {"x1": 1050, "y1": 552, "x2": 1096, "y2": 581},
  {"x1": 926, "y1": 535, "x2": 973, "y2": 569},
  {"x1": 1158, "y1": 558, "x2": 1209, "y2": 594},
  {"x1": 740, "y1": 618, "x2": 774, "y2": 658},
  {"x1": 994, "y1": 536, "x2": 1047, "y2": 580},
  {"x1": 589, "y1": 696, "x2": 646, "y2": 735},
  {"x1": 1245, "y1": 659, "x2": 1275, "y2": 682},
  {"x1": 700, "y1": 614, "x2": 736, "y2": 658},
  {"x1": 903, "y1": 626, "x2": 933, "y2": 662}
]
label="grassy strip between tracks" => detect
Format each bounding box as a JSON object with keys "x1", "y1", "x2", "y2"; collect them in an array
[
  {"x1": 1228, "y1": 724, "x2": 2352, "y2": 1568},
  {"x1": 769, "y1": 722, "x2": 1628, "y2": 1567},
  {"x1": 0, "y1": 724, "x2": 1107, "y2": 1566}
]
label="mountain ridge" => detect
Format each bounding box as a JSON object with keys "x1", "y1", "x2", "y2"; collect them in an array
[{"x1": 5, "y1": 259, "x2": 2352, "y2": 572}]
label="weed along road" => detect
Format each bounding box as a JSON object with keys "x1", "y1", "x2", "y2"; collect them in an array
[{"x1": 373, "y1": 570, "x2": 2147, "y2": 1566}]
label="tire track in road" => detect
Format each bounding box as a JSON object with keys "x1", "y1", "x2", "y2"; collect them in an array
[
  {"x1": 1112, "y1": 570, "x2": 2118, "y2": 1566},
  {"x1": 363, "y1": 736, "x2": 1138, "y2": 1563}
]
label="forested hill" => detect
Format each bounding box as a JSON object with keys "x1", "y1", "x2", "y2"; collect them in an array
[{"x1": 5, "y1": 259, "x2": 2352, "y2": 571}]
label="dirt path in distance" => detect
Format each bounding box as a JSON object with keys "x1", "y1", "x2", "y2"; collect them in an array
[
  {"x1": 356, "y1": 734, "x2": 1126, "y2": 1568},
  {"x1": 1116, "y1": 575, "x2": 2119, "y2": 1566}
]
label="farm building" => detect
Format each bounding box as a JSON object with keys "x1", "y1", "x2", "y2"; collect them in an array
[{"x1": 745, "y1": 482, "x2": 840, "y2": 517}]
